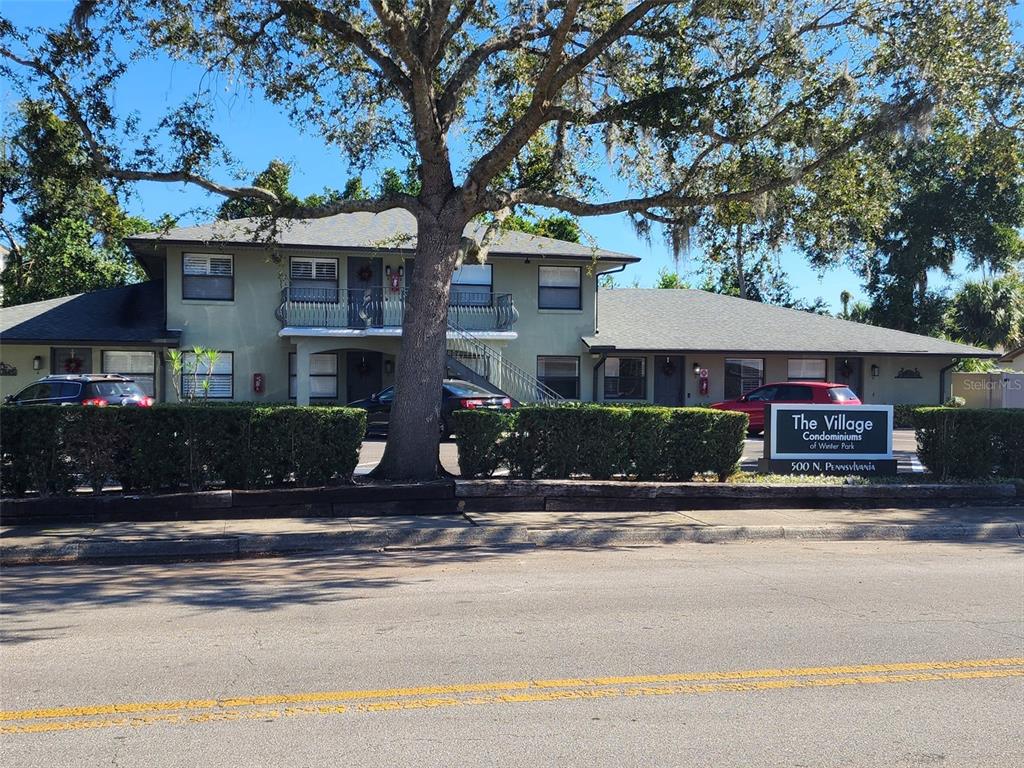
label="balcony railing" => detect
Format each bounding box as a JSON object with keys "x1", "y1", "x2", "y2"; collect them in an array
[{"x1": 276, "y1": 287, "x2": 519, "y2": 332}]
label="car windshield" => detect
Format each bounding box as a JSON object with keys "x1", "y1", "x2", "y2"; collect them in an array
[
  {"x1": 828, "y1": 386, "x2": 858, "y2": 402},
  {"x1": 85, "y1": 381, "x2": 145, "y2": 398},
  {"x1": 444, "y1": 382, "x2": 495, "y2": 398}
]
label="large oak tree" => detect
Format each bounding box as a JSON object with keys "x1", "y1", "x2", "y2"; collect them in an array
[{"x1": 1, "y1": 1, "x2": 1019, "y2": 479}]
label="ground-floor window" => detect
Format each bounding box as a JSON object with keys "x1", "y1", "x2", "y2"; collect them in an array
[
  {"x1": 788, "y1": 358, "x2": 827, "y2": 381},
  {"x1": 537, "y1": 356, "x2": 580, "y2": 399},
  {"x1": 604, "y1": 357, "x2": 646, "y2": 400},
  {"x1": 289, "y1": 352, "x2": 339, "y2": 399},
  {"x1": 182, "y1": 351, "x2": 233, "y2": 399},
  {"x1": 51, "y1": 347, "x2": 92, "y2": 375},
  {"x1": 725, "y1": 358, "x2": 764, "y2": 399},
  {"x1": 102, "y1": 350, "x2": 156, "y2": 396}
]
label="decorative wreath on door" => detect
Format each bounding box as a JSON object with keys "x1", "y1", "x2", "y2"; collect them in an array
[
  {"x1": 357, "y1": 356, "x2": 371, "y2": 375},
  {"x1": 357, "y1": 264, "x2": 374, "y2": 282},
  {"x1": 838, "y1": 359, "x2": 852, "y2": 379},
  {"x1": 63, "y1": 356, "x2": 84, "y2": 374},
  {"x1": 661, "y1": 358, "x2": 677, "y2": 377}
]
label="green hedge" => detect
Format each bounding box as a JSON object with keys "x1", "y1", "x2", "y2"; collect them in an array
[
  {"x1": 453, "y1": 405, "x2": 748, "y2": 481},
  {"x1": 912, "y1": 407, "x2": 1024, "y2": 480},
  {"x1": 893, "y1": 404, "x2": 931, "y2": 429},
  {"x1": 0, "y1": 404, "x2": 366, "y2": 496}
]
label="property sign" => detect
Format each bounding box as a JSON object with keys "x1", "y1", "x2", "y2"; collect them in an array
[{"x1": 758, "y1": 404, "x2": 896, "y2": 476}]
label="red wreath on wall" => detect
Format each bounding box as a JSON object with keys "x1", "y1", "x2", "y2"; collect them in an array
[
  {"x1": 357, "y1": 264, "x2": 374, "y2": 282},
  {"x1": 63, "y1": 356, "x2": 84, "y2": 374}
]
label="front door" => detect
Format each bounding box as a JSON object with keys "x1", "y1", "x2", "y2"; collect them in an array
[
  {"x1": 347, "y1": 257, "x2": 383, "y2": 327},
  {"x1": 834, "y1": 357, "x2": 864, "y2": 398},
  {"x1": 653, "y1": 355, "x2": 685, "y2": 406},
  {"x1": 346, "y1": 351, "x2": 383, "y2": 403}
]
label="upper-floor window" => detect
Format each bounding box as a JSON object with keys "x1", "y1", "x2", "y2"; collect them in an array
[
  {"x1": 451, "y1": 264, "x2": 492, "y2": 306},
  {"x1": 788, "y1": 358, "x2": 827, "y2": 381},
  {"x1": 183, "y1": 253, "x2": 233, "y2": 301},
  {"x1": 538, "y1": 266, "x2": 581, "y2": 310},
  {"x1": 290, "y1": 256, "x2": 339, "y2": 302}
]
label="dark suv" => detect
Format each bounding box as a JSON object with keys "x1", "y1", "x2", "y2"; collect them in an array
[{"x1": 4, "y1": 375, "x2": 154, "y2": 407}]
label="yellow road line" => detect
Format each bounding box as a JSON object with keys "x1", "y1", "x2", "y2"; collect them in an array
[{"x1": 2, "y1": 657, "x2": 1022, "y2": 729}]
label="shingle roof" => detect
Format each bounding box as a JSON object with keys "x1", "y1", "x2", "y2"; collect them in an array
[
  {"x1": 584, "y1": 289, "x2": 998, "y2": 357},
  {"x1": 127, "y1": 208, "x2": 637, "y2": 262},
  {"x1": 0, "y1": 281, "x2": 178, "y2": 344}
]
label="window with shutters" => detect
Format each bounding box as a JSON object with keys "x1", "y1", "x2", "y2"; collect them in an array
[
  {"x1": 181, "y1": 351, "x2": 233, "y2": 399},
  {"x1": 538, "y1": 266, "x2": 582, "y2": 309},
  {"x1": 289, "y1": 257, "x2": 339, "y2": 302},
  {"x1": 289, "y1": 352, "x2": 339, "y2": 398},
  {"x1": 102, "y1": 350, "x2": 156, "y2": 397},
  {"x1": 182, "y1": 253, "x2": 233, "y2": 300}
]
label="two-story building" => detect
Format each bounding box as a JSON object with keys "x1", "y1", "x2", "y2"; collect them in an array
[{"x1": 0, "y1": 209, "x2": 997, "y2": 406}]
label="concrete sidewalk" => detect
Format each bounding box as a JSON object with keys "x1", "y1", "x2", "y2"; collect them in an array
[{"x1": 2, "y1": 505, "x2": 1021, "y2": 565}]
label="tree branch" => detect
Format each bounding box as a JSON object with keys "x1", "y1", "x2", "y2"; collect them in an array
[
  {"x1": 0, "y1": 45, "x2": 420, "y2": 220},
  {"x1": 487, "y1": 97, "x2": 934, "y2": 217}
]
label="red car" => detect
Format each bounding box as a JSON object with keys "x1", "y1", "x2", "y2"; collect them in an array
[{"x1": 710, "y1": 381, "x2": 861, "y2": 434}]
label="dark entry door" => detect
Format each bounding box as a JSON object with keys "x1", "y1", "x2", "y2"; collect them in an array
[
  {"x1": 347, "y1": 257, "x2": 383, "y2": 327},
  {"x1": 653, "y1": 355, "x2": 685, "y2": 406},
  {"x1": 347, "y1": 351, "x2": 383, "y2": 403},
  {"x1": 834, "y1": 357, "x2": 864, "y2": 398}
]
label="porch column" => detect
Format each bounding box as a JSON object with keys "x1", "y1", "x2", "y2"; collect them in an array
[{"x1": 295, "y1": 340, "x2": 312, "y2": 406}]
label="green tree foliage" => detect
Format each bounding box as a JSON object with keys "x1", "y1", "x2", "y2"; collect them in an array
[
  {"x1": 5, "y1": 0, "x2": 1020, "y2": 479},
  {"x1": 0, "y1": 101, "x2": 148, "y2": 305},
  {"x1": 946, "y1": 271, "x2": 1024, "y2": 350},
  {"x1": 817, "y1": 119, "x2": 1024, "y2": 335}
]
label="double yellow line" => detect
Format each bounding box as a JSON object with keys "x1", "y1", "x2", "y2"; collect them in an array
[{"x1": 4, "y1": 657, "x2": 1022, "y2": 735}]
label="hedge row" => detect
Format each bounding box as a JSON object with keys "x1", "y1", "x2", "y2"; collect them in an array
[
  {"x1": 0, "y1": 405, "x2": 366, "y2": 496},
  {"x1": 453, "y1": 405, "x2": 748, "y2": 481},
  {"x1": 912, "y1": 408, "x2": 1024, "y2": 480}
]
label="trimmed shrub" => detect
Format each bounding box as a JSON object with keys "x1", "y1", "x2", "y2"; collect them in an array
[
  {"x1": 0, "y1": 404, "x2": 366, "y2": 496},
  {"x1": 451, "y1": 404, "x2": 747, "y2": 481},
  {"x1": 576, "y1": 406, "x2": 633, "y2": 480},
  {"x1": 628, "y1": 407, "x2": 673, "y2": 480},
  {"x1": 451, "y1": 409, "x2": 515, "y2": 478},
  {"x1": 912, "y1": 408, "x2": 1000, "y2": 480},
  {"x1": 993, "y1": 410, "x2": 1024, "y2": 478},
  {"x1": 0, "y1": 407, "x2": 68, "y2": 496},
  {"x1": 893, "y1": 404, "x2": 931, "y2": 429}
]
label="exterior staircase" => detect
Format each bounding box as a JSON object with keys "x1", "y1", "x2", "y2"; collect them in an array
[{"x1": 446, "y1": 321, "x2": 565, "y2": 405}]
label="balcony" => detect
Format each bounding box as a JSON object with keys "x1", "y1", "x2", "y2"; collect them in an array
[{"x1": 276, "y1": 287, "x2": 519, "y2": 335}]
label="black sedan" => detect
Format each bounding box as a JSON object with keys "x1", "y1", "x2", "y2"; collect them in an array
[{"x1": 349, "y1": 379, "x2": 512, "y2": 437}]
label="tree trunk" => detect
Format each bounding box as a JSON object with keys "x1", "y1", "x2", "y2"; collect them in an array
[
  {"x1": 735, "y1": 223, "x2": 746, "y2": 300},
  {"x1": 373, "y1": 207, "x2": 466, "y2": 481}
]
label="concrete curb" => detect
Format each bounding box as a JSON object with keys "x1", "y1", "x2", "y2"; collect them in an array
[{"x1": 2, "y1": 522, "x2": 1020, "y2": 566}]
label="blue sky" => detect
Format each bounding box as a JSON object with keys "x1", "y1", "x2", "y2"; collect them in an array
[{"x1": 3, "y1": 0, "x2": 1021, "y2": 311}]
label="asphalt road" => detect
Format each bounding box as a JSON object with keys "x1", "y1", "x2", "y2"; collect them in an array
[
  {"x1": 2, "y1": 540, "x2": 1021, "y2": 767},
  {"x1": 357, "y1": 428, "x2": 923, "y2": 475}
]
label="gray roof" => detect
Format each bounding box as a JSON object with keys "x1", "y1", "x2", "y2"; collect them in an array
[
  {"x1": 0, "y1": 281, "x2": 178, "y2": 345},
  {"x1": 584, "y1": 289, "x2": 998, "y2": 357},
  {"x1": 127, "y1": 208, "x2": 637, "y2": 262}
]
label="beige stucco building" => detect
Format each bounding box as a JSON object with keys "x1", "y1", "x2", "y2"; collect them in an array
[{"x1": 0, "y1": 209, "x2": 999, "y2": 407}]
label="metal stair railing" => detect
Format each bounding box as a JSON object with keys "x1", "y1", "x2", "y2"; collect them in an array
[{"x1": 446, "y1": 320, "x2": 565, "y2": 404}]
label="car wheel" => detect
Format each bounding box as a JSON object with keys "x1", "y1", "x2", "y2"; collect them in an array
[{"x1": 748, "y1": 428, "x2": 763, "y2": 437}]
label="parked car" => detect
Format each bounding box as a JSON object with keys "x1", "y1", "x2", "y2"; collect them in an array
[
  {"x1": 349, "y1": 379, "x2": 513, "y2": 437},
  {"x1": 710, "y1": 381, "x2": 861, "y2": 434},
  {"x1": 3, "y1": 374, "x2": 154, "y2": 408}
]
